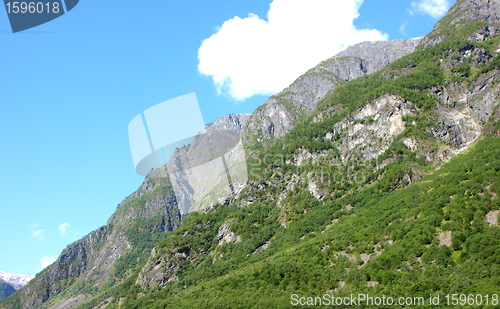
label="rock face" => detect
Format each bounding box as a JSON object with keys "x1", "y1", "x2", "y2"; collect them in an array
[
  {"x1": 420, "y1": 0, "x2": 500, "y2": 47},
  {"x1": 439, "y1": 231, "x2": 453, "y2": 247},
  {"x1": 333, "y1": 39, "x2": 424, "y2": 78},
  {"x1": 486, "y1": 210, "x2": 499, "y2": 226},
  {"x1": 316, "y1": 93, "x2": 481, "y2": 164},
  {"x1": 167, "y1": 127, "x2": 248, "y2": 214},
  {"x1": 136, "y1": 247, "x2": 182, "y2": 289},
  {"x1": 454, "y1": 0, "x2": 500, "y2": 24},
  {"x1": 432, "y1": 104, "x2": 482, "y2": 150},
  {"x1": 243, "y1": 38, "x2": 422, "y2": 143},
  {"x1": 287, "y1": 94, "x2": 417, "y2": 168},
  {"x1": 216, "y1": 220, "x2": 241, "y2": 247},
  {"x1": 326, "y1": 95, "x2": 417, "y2": 162},
  {"x1": 205, "y1": 113, "x2": 251, "y2": 134},
  {"x1": 136, "y1": 218, "x2": 242, "y2": 290}
]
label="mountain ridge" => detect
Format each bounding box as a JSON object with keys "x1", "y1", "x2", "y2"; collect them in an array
[{"x1": 243, "y1": 37, "x2": 423, "y2": 144}]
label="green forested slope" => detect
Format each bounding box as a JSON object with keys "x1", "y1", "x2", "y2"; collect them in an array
[{"x1": 108, "y1": 137, "x2": 500, "y2": 309}]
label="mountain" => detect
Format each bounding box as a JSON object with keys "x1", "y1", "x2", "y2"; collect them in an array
[
  {"x1": 243, "y1": 37, "x2": 422, "y2": 144},
  {"x1": 419, "y1": 0, "x2": 500, "y2": 48},
  {"x1": 204, "y1": 113, "x2": 251, "y2": 134},
  {"x1": 2, "y1": 0, "x2": 500, "y2": 308},
  {"x1": 0, "y1": 172, "x2": 182, "y2": 309},
  {"x1": 0, "y1": 272, "x2": 33, "y2": 291},
  {"x1": 0, "y1": 281, "x2": 16, "y2": 301}
]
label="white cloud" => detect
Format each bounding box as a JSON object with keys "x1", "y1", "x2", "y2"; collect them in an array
[
  {"x1": 58, "y1": 222, "x2": 81, "y2": 240},
  {"x1": 58, "y1": 223, "x2": 70, "y2": 238},
  {"x1": 40, "y1": 256, "x2": 57, "y2": 269},
  {"x1": 410, "y1": 0, "x2": 451, "y2": 18},
  {"x1": 31, "y1": 229, "x2": 45, "y2": 241},
  {"x1": 198, "y1": 0, "x2": 388, "y2": 101}
]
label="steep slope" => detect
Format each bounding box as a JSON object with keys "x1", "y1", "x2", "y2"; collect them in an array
[
  {"x1": 0, "y1": 171, "x2": 182, "y2": 309},
  {"x1": 108, "y1": 136, "x2": 500, "y2": 309},
  {"x1": 243, "y1": 38, "x2": 422, "y2": 144},
  {"x1": 0, "y1": 114, "x2": 250, "y2": 309}
]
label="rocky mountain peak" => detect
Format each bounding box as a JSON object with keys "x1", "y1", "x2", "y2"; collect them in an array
[
  {"x1": 420, "y1": 0, "x2": 500, "y2": 47},
  {"x1": 243, "y1": 37, "x2": 422, "y2": 143},
  {"x1": 452, "y1": 0, "x2": 500, "y2": 25},
  {"x1": 205, "y1": 113, "x2": 251, "y2": 134}
]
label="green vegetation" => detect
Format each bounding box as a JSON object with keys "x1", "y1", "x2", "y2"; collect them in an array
[
  {"x1": 113, "y1": 216, "x2": 171, "y2": 279},
  {"x1": 0, "y1": 292, "x2": 19, "y2": 308},
  {"x1": 102, "y1": 136, "x2": 500, "y2": 309}
]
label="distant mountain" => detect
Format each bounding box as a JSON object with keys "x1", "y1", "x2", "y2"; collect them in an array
[
  {"x1": 0, "y1": 272, "x2": 33, "y2": 291},
  {"x1": 0, "y1": 280, "x2": 16, "y2": 300},
  {"x1": 205, "y1": 113, "x2": 251, "y2": 134},
  {"x1": 0, "y1": 272, "x2": 33, "y2": 301}
]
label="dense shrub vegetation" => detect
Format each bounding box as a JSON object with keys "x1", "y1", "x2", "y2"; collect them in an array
[{"x1": 107, "y1": 135, "x2": 500, "y2": 309}]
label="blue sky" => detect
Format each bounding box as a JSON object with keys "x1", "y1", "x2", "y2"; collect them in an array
[{"x1": 0, "y1": 0, "x2": 454, "y2": 276}]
